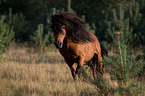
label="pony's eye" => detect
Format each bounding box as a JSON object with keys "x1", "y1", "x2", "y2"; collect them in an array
[{"x1": 62, "y1": 26, "x2": 65, "y2": 29}]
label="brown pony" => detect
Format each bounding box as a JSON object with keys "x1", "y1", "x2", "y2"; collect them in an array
[{"x1": 51, "y1": 12, "x2": 107, "y2": 80}]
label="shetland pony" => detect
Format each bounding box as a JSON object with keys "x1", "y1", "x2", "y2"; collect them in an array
[{"x1": 51, "y1": 12, "x2": 107, "y2": 80}]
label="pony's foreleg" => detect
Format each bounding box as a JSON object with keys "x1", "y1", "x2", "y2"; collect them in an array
[
  {"x1": 69, "y1": 65, "x2": 76, "y2": 80},
  {"x1": 66, "y1": 60, "x2": 76, "y2": 80},
  {"x1": 70, "y1": 65, "x2": 76, "y2": 80},
  {"x1": 76, "y1": 56, "x2": 84, "y2": 79}
]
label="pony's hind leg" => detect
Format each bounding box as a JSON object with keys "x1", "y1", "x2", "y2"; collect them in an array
[
  {"x1": 87, "y1": 57, "x2": 97, "y2": 79},
  {"x1": 98, "y1": 54, "x2": 103, "y2": 74},
  {"x1": 94, "y1": 53, "x2": 103, "y2": 75}
]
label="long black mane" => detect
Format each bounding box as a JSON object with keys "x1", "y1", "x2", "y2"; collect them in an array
[{"x1": 51, "y1": 12, "x2": 94, "y2": 43}]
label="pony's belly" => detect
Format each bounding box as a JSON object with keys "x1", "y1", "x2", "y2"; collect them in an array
[
  {"x1": 84, "y1": 52, "x2": 95, "y2": 63},
  {"x1": 59, "y1": 41, "x2": 97, "y2": 64},
  {"x1": 84, "y1": 43, "x2": 96, "y2": 62}
]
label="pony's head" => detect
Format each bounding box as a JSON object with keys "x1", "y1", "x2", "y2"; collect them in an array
[
  {"x1": 51, "y1": 12, "x2": 94, "y2": 49},
  {"x1": 53, "y1": 25, "x2": 66, "y2": 49},
  {"x1": 51, "y1": 14, "x2": 67, "y2": 49}
]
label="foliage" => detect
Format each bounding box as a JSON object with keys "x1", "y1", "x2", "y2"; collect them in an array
[
  {"x1": 31, "y1": 24, "x2": 49, "y2": 52},
  {"x1": 5, "y1": 8, "x2": 30, "y2": 42},
  {"x1": 0, "y1": 15, "x2": 15, "y2": 60},
  {"x1": 46, "y1": 18, "x2": 55, "y2": 44},
  {"x1": 95, "y1": 0, "x2": 145, "y2": 48},
  {"x1": 0, "y1": 38, "x2": 4, "y2": 61},
  {"x1": 0, "y1": 0, "x2": 67, "y2": 24},
  {"x1": 0, "y1": 15, "x2": 15, "y2": 46},
  {"x1": 0, "y1": 0, "x2": 144, "y2": 49},
  {"x1": 103, "y1": 32, "x2": 144, "y2": 95},
  {"x1": 72, "y1": 0, "x2": 130, "y2": 22},
  {"x1": 105, "y1": 32, "x2": 143, "y2": 81}
]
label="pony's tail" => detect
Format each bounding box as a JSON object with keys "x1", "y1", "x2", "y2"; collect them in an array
[{"x1": 100, "y1": 44, "x2": 108, "y2": 57}]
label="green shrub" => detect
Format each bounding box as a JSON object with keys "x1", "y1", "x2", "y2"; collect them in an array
[
  {"x1": 95, "y1": 0, "x2": 145, "y2": 48},
  {"x1": 0, "y1": 15, "x2": 15, "y2": 45},
  {"x1": 31, "y1": 24, "x2": 50, "y2": 52},
  {"x1": 104, "y1": 32, "x2": 144, "y2": 95},
  {"x1": 0, "y1": 15, "x2": 15, "y2": 60},
  {"x1": 6, "y1": 8, "x2": 30, "y2": 42},
  {"x1": 0, "y1": 38, "x2": 4, "y2": 61}
]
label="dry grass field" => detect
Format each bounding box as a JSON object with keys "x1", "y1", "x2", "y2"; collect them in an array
[
  {"x1": 0, "y1": 46, "x2": 145, "y2": 96},
  {"x1": 0, "y1": 46, "x2": 101, "y2": 96}
]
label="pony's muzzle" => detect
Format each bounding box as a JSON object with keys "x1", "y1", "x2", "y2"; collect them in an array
[{"x1": 54, "y1": 42, "x2": 63, "y2": 49}]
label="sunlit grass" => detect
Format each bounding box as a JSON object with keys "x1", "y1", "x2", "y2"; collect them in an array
[
  {"x1": 1, "y1": 46, "x2": 145, "y2": 96},
  {"x1": 0, "y1": 62, "x2": 98, "y2": 96},
  {"x1": 3, "y1": 46, "x2": 64, "y2": 64},
  {"x1": 0, "y1": 46, "x2": 99, "y2": 96}
]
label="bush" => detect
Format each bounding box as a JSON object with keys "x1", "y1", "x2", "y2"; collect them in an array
[
  {"x1": 103, "y1": 32, "x2": 144, "y2": 95},
  {"x1": 95, "y1": 0, "x2": 145, "y2": 48},
  {"x1": 0, "y1": 15, "x2": 15, "y2": 60},
  {"x1": 0, "y1": 38, "x2": 4, "y2": 61},
  {"x1": 30, "y1": 24, "x2": 54, "y2": 52},
  {"x1": 6, "y1": 8, "x2": 30, "y2": 42}
]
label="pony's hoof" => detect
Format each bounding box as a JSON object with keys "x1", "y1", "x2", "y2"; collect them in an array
[{"x1": 73, "y1": 74, "x2": 79, "y2": 81}]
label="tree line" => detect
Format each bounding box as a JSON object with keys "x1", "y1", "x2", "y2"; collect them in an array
[{"x1": 0, "y1": 0, "x2": 145, "y2": 52}]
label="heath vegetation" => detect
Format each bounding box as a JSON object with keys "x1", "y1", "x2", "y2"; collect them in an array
[{"x1": 0, "y1": 0, "x2": 145, "y2": 95}]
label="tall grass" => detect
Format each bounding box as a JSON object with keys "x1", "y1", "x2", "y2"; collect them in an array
[
  {"x1": 0, "y1": 43, "x2": 145, "y2": 96},
  {"x1": 0, "y1": 46, "x2": 99, "y2": 96}
]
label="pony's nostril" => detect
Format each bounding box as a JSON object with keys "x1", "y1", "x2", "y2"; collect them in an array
[
  {"x1": 54, "y1": 42, "x2": 63, "y2": 49},
  {"x1": 58, "y1": 42, "x2": 62, "y2": 45}
]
